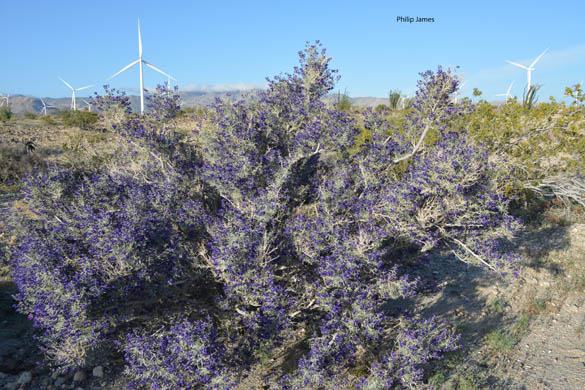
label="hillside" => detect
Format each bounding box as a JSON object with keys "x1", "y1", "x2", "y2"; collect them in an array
[{"x1": 3, "y1": 90, "x2": 389, "y2": 116}]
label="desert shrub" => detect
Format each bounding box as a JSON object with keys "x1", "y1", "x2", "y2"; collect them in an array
[
  {"x1": 24, "y1": 112, "x2": 37, "y2": 119},
  {"x1": 336, "y1": 88, "x2": 352, "y2": 112},
  {"x1": 523, "y1": 85, "x2": 541, "y2": 109},
  {"x1": 40, "y1": 115, "x2": 57, "y2": 126},
  {"x1": 0, "y1": 143, "x2": 47, "y2": 185},
  {"x1": 146, "y1": 84, "x2": 182, "y2": 121},
  {"x1": 374, "y1": 104, "x2": 388, "y2": 113},
  {"x1": 465, "y1": 98, "x2": 585, "y2": 209},
  {"x1": 4, "y1": 43, "x2": 522, "y2": 389},
  {"x1": 388, "y1": 90, "x2": 401, "y2": 110},
  {"x1": 90, "y1": 85, "x2": 132, "y2": 131},
  {"x1": 0, "y1": 105, "x2": 12, "y2": 123},
  {"x1": 60, "y1": 110, "x2": 100, "y2": 130}
]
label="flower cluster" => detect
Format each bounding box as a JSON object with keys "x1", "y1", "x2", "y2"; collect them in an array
[
  {"x1": 89, "y1": 85, "x2": 132, "y2": 131},
  {"x1": 146, "y1": 84, "x2": 182, "y2": 121}
]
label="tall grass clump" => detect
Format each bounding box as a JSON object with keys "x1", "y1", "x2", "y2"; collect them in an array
[
  {"x1": 4, "y1": 42, "x2": 522, "y2": 389},
  {"x1": 0, "y1": 105, "x2": 12, "y2": 123},
  {"x1": 388, "y1": 90, "x2": 401, "y2": 110}
]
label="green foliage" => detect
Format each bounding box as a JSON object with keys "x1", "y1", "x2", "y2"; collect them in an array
[
  {"x1": 40, "y1": 115, "x2": 57, "y2": 126},
  {"x1": 388, "y1": 89, "x2": 401, "y2": 110},
  {"x1": 472, "y1": 88, "x2": 482, "y2": 97},
  {"x1": 513, "y1": 314, "x2": 531, "y2": 335},
  {"x1": 0, "y1": 105, "x2": 12, "y2": 123},
  {"x1": 60, "y1": 110, "x2": 99, "y2": 130},
  {"x1": 487, "y1": 297, "x2": 506, "y2": 313},
  {"x1": 336, "y1": 88, "x2": 352, "y2": 112},
  {"x1": 374, "y1": 104, "x2": 388, "y2": 113},
  {"x1": 24, "y1": 112, "x2": 36, "y2": 119},
  {"x1": 523, "y1": 84, "x2": 541, "y2": 109},
  {"x1": 485, "y1": 330, "x2": 518, "y2": 353},
  {"x1": 464, "y1": 98, "x2": 585, "y2": 207},
  {"x1": 565, "y1": 83, "x2": 585, "y2": 106}
]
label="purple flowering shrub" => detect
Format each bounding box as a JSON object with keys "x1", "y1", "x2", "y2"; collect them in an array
[
  {"x1": 146, "y1": 84, "x2": 182, "y2": 121},
  {"x1": 90, "y1": 85, "x2": 133, "y2": 131},
  {"x1": 5, "y1": 42, "x2": 521, "y2": 389}
]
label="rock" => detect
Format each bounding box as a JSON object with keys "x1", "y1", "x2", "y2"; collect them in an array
[
  {"x1": 54, "y1": 376, "x2": 67, "y2": 387},
  {"x1": 17, "y1": 371, "x2": 32, "y2": 385},
  {"x1": 0, "y1": 372, "x2": 8, "y2": 378},
  {"x1": 5, "y1": 382, "x2": 18, "y2": 390},
  {"x1": 92, "y1": 366, "x2": 104, "y2": 378},
  {"x1": 73, "y1": 370, "x2": 87, "y2": 382}
]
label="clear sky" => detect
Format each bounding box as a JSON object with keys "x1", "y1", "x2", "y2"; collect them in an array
[{"x1": 1, "y1": 0, "x2": 584, "y2": 102}]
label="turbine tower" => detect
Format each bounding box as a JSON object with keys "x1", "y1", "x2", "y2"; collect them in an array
[
  {"x1": 495, "y1": 81, "x2": 515, "y2": 102},
  {"x1": 0, "y1": 92, "x2": 10, "y2": 107},
  {"x1": 108, "y1": 18, "x2": 176, "y2": 114},
  {"x1": 40, "y1": 98, "x2": 56, "y2": 115},
  {"x1": 82, "y1": 100, "x2": 92, "y2": 112},
  {"x1": 506, "y1": 49, "x2": 548, "y2": 90},
  {"x1": 59, "y1": 77, "x2": 93, "y2": 110},
  {"x1": 452, "y1": 81, "x2": 467, "y2": 104}
]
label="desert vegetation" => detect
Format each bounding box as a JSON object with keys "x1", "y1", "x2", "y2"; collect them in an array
[{"x1": 0, "y1": 42, "x2": 584, "y2": 390}]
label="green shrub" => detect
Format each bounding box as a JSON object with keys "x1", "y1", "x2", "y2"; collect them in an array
[
  {"x1": 336, "y1": 88, "x2": 352, "y2": 112},
  {"x1": 24, "y1": 112, "x2": 36, "y2": 119},
  {"x1": 40, "y1": 115, "x2": 57, "y2": 126},
  {"x1": 523, "y1": 85, "x2": 541, "y2": 109},
  {"x1": 0, "y1": 106, "x2": 12, "y2": 123},
  {"x1": 374, "y1": 104, "x2": 389, "y2": 113},
  {"x1": 388, "y1": 90, "x2": 401, "y2": 110},
  {"x1": 485, "y1": 330, "x2": 517, "y2": 353},
  {"x1": 464, "y1": 98, "x2": 585, "y2": 208},
  {"x1": 61, "y1": 110, "x2": 99, "y2": 130}
]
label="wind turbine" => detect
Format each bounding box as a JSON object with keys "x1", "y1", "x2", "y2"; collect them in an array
[
  {"x1": 452, "y1": 81, "x2": 467, "y2": 104},
  {"x1": 495, "y1": 81, "x2": 515, "y2": 102},
  {"x1": 82, "y1": 100, "x2": 92, "y2": 112},
  {"x1": 59, "y1": 77, "x2": 93, "y2": 110},
  {"x1": 506, "y1": 49, "x2": 548, "y2": 90},
  {"x1": 0, "y1": 92, "x2": 10, "y2": 107},
  {"x1": 40, "y1": 98, "x2": 56, "y2": 115},
  {"x1": 108, "y1": 18, "x2": 176, "y2": 114}
]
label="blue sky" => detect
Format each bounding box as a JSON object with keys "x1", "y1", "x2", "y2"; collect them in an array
[{"x1": 1, "y1": 0, "x2": 584, "y2": 102}]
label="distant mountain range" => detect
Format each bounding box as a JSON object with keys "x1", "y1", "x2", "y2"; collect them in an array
[{"x1": 2, "y1": 90, "x2": 389, "y2": 116}]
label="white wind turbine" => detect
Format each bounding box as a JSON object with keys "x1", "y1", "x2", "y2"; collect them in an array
[
  {"x1": 506, "y1": 49, "x2": 548, "y2": 90},
  {"x1": 59, "y1": 77, "x2": 93, "y2": 110},
  {"x1": 495, "y1": 81, "x2": 515, "y2": 102},
  {"x1": 0, "y1": 92, "x2": 10, "y2": 107},
  {"x1": 108, "y1": 18, "x2": 176, "y2": 114},
  {"x1": 40, "y1": 98, "x2": 56, "y2": 115},
  {"x1": 82, "y1": 100, "x2": 92, "y2": 112},
  {"x1": 452, "y1": 80, "x2": 467, "y2": 104}
]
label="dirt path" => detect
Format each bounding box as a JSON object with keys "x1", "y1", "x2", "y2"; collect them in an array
[{"x1": 503, "y1": 292, "x2": 585, "y2": 389}]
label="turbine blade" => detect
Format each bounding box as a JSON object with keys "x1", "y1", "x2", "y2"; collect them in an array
[
  {"x1": 107, "y1": 59, "x2": 140, "y2": 80},
  {"x1": 506, "y1": 60, "x2": 529, "y2": 70},
  {"x1": 76, "y1": 85, "x2": 93, "y2": 91},
  {"x1": 40, "y1": 98, "x2": 45, "y2": 106},
  {"x1": 59, "y1": 77, "x2": 74, "y2": 90},
  {"x1": 530, "y1": 48, "x2": 549, "y2": 67},
  {"x1": 143, "y1": 60, "x2": 176, "y2": 80},
  {"x1": 138, "y1": 18, "x2": 142, "y2": 58}
]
